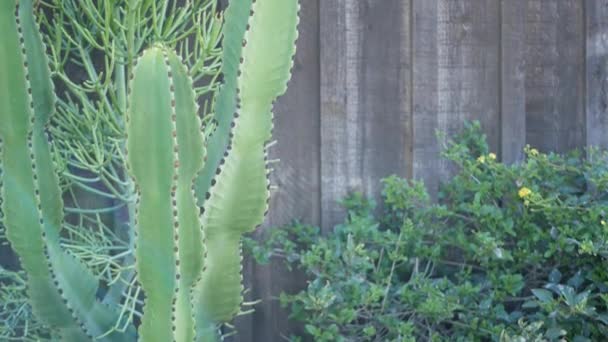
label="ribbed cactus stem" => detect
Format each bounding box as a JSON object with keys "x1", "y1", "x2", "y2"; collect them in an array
[
  {"x1": 0, "y1": 0, "x2": 71, "y2": 330},
  {"x1": 126, "y1": 45, "x2": 205, "y2": 342},
  {"x1": 192, "y1": 0, "x2": 300, "y2": 335},
  {"x1": 0, "y1": 1, "x2": 134, "y2": 340}
]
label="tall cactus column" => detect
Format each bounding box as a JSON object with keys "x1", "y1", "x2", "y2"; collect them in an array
[
  {"x1": 0, "y1": 1, "x2": 134, "y2": 341},
  {"x1": 0, "y1": 0, "x2": 76, "y2": 337},
  {"x1": 192, "y1": 0, "x2": 300, "y2": 337},
  {"x1": 126, "y1": 0, "x2": 300, "y2": 340},
  {"x1": 126, "y1": 46, "x2": 206, "y2": 342}
]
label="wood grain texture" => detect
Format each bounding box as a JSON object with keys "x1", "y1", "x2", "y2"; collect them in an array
[
  {"x1": 412, "y1": 0, "x2": 440, "y2": 195},
  {"x1": 501, "y1": 0, "x2": 527, "y2": 163},
  {"x1": 413, "y1": 0, "x2": 501, "y2": 196},
  {"x1": 525, "y1": 0, "x2": 585, "y2": 152},
  {"x1": 232, "y1": 0, "x2": 320, "y2": 340},
  {"x1": 320, "y1": 0, "x2": 412, "y2": 229},
  {"x1": 586, "y1": 0, "x2": 608, "y2": 148}
]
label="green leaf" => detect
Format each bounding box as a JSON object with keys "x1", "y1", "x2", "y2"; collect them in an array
[
  {"x1": 545, "y1": 327, "x2": 567, "y2": 339},
  {"x1": 532, "y1": 289, "x2": 554, "y2": 303},
  {"x1": 557, "y1": 285, "x2": 576, "y2": 306},
  {"x1": 574, "y1": 290, "x2": 590, "y2": 306},
  {"x1": 363, "y1": 326, "x2": 376, "y2": 336},
  {"x1": 567, "y1": 271, "x2": 584, "y2": 289},
  {"x1": 305, "y1": 324, "x2": 319, "y2": 336},
  {"x1": 597, "y1": 314, "x2": 608, "y2": 325},
  {"x1": 479, "y1": 298, "x2": 492, "y2": 310},
  {"x1": 549, "y1": 268, "x2": 562, "y2": 283}
]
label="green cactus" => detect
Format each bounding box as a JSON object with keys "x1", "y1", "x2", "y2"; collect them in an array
[
  {"x1": 0, "y1": 0, "x2": 299, "y2": 341},
  {"x1": 127, "y1": 0, "x2": 299, "y2": 339},
  {"x1": 193, "y1": 0, "x2": 299, "y2": 330},
  {"x1": 0, "y1": 0, "x2": 135, "y2": 340},
  {"x1": 126, "y1": 46, "x2": 206, "y2": 342}
]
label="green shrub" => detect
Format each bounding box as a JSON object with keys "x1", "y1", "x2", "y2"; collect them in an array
[{"x1": 245, "y1": 122, "x2": 608, "y2": 341}]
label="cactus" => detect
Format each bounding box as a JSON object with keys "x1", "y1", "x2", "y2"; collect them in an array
[
  {"x1": 0, "y1": 0, "x2": 299, "y2": 341},
  {"x1": 126, "y1": 46, "x2": 206, "y2": 342},
  {"x1": 127, "y1": 0, "x2": 299, "y2": 339},
  {"x1": 193, "y1": 0, "x2": 299, "y2": 330},
  {"x1": 0, "y1": 0, "x2": 135, "y2": 340}
]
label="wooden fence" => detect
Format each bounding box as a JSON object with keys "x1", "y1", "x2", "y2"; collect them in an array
[{"x1": 234, "y1": 0, "x2": 608, "y2": 340}]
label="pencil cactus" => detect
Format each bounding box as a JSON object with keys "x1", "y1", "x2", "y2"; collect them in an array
[{"x1": 0, "y1": 0, "x2": 299, "y2": 340}]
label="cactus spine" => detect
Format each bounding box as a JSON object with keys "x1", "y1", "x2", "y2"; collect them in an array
[{"x1": 0, "y1": 0, "x2": 299, "y2": 340}]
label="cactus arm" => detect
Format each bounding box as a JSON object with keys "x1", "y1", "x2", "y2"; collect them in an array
[
  {"x1": 167, "y1": 50, "x2": 206, "y2": 342},
  {"x1": 0, "y1": 0, "x2": 78, "y2": 335},
  {"x1": 0, "y1": 1, "x2": 134, "y2": 340},
  {"x1": 194, "y1": 0, "x2": 252, "y2": 205},
  {"x1": 193, "y1": 0, "x2": 299, "y2": 332},
  {"x1": 127, "y1": 47, "x2": 177, "y2": 342},
  {"x1": 127, "y1": 46, "x2": 206, "y2": 342}
]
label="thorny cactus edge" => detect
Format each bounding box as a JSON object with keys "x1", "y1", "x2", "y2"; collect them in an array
[
  {"x1": 0, "y1": 0, "x2": 135, "y2": 340},
  {"x1": 0, "y1": 0, "x2": 300, "y2": 341}
]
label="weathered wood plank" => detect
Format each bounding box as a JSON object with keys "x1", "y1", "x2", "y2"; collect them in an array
[
  {"x1": 413, "y1": 0, "x2": 501, "y2": 195},
  {"x1": 525, "y1": 0, "x2": 585, "y2": 152},
  {"x1": 412, "y1": 0, "x2": 440, "y2": 195},
  {"x1": 233, "y1": 0, "x2": 321, "y2": 340},
  {"x1": 501, "y1": 0, "x2": 527, "y2": 163},
  {"x1": 586, "y1": 0, "x2": 608, "y2": 149},
  {"x1": 320, "y1": 0, "x2": 412, "y2": 229}
]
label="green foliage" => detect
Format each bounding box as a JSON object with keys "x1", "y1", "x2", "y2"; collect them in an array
[
  {"x1": 0, "y1": 0, "x2": 299, "y2": 341},
  {"x1": 0, "y1": 268, "x2": 52, "y2": 341},
  {"x1": 246, "y1": 121, "x2": 608, "y2": 341}
]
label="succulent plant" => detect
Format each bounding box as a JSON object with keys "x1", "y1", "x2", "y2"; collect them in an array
[
  {"x1": 0, "y1": 0, "x2": 135, "y2": 340},
  {"x1": 0, "y1": 0, "x2": 299, "y2": 340}
]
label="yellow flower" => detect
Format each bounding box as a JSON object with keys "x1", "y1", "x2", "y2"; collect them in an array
[
  {"x1": 601, "y1": 220, "x2": 606, "y2": 226},
  {"x1": 477, "y1": 155, "x2": 486, "y2": 164},
  {"x1": 488, "y1": 153, "x2": 497, "y2": 160},
  {"x1": 518, "y1": 187, "x2": 532, "y2": 199},
  {"x1": 579, "y1": 240, "x2": 596, "y2": 256},
  {"x1": 525, "y1": 145, "x2": 540, "y2": 157}
]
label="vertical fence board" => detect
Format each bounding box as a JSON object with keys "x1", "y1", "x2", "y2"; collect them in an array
[
  {"x1": 435, "y1": 0, "x2": 501, "y2": 158},
  {"x1": 320, "y1": 0, "x2": 412, "y2": 229},
  {"x1": 525, "y1": 0, "x2": 585, "y2": 152},
  {"x1": 233, "y1": 0, "x2": 321, "y2": 340},
  {"x1": 413, "y1": 0, "x2": 501, "y2": 195},
  {"x1": 412, "y1": 0, "x2": 440, "y2": 194},
  {"x1": 586, "y1": 0, "x2": 608, "y2": 148},
  {"x1": 501, "y1": 0, "x2": 527, "y2": 163}
]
